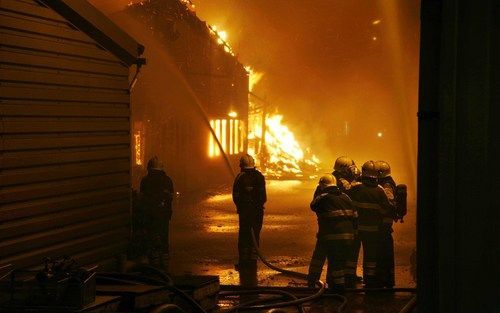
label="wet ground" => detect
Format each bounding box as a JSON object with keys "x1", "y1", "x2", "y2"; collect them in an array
[{"x1": 169, "y1": 179, "x2": 416, "y2": 288}]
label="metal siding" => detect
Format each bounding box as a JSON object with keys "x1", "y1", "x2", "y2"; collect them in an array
[{"x1": 0, "y1": 0, "x2": 132, "y2": 270}]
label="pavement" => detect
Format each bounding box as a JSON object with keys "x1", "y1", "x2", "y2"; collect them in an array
[{"x1": 169, "y1": 179, "x2": 417, "y2": 288}]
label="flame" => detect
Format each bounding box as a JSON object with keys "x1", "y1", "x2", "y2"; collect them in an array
[
  {"x1": 247, "y1": 112, "x2": 321, "y2": 179},
  {"x1": 180, "y1": 0, "x2": 196, "y2": 11},
  {"x1": 134, "y1": 131, "x2": 143, "y2": 166},
  {"x1": 208, "y1": 118, "x2": 242, "y2": 158},
  {"x1": 245, "y1": 66, "x2": 264, "y2": 92},
  {"x1": 208, "y1": 25, "x2": 235, "y2": 56}
]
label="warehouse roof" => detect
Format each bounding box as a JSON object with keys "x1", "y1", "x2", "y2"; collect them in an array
[{"x1": 41, "y1": 0, "x2": 145, "y2": 66}]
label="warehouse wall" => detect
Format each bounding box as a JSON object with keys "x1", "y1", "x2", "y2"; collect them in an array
[{"x1": 0, "y1": 0, "x2": 132, "y2": 270}]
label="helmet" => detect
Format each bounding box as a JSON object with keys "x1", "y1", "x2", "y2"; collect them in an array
[
  {"x1": 333, "y1": 156, "x2": 354, "y2": 174},
  {"x1": 361, "y1": 160, "x2": 378, "y2": 179},
  {"x1": 239, "y1": 154, "x2": 255, "y2": 169},
  {"x1": 147, "y1": 156, "x2": 159, "y2": 170},
  {"x1": 375, "y1": 160, "x2": 391, "y2": 178},
  {"x1": 319, "y1": 174, "x2": 336, "y2": 187}
]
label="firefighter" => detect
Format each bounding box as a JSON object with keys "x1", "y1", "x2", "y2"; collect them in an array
[
  {"x1": 232, "y1": 154, "x2": 267, "y2": 286},
  {"x1": 309, "y1": 174, "x2": 357, "y2": 291},
  {"x1": 374, "y1": 160, "x2": 396, "y2": 288},
  {"x1": 350, "y1": 160, "x2": 394, "y2": 287},
  {"x1": 140, "y1": 156, "x2": 174, "y2": 271},
  {"x1": 332, "y1": 156, "x2": 357, "y2": 194},
  {"x1": 332, "y1": 157, "x2": 363, "y2": 285},
  {"x1": 307, "y1": 175, "x2": 332, "y2": 287},
  {"x1": 375, "y1": 160, "x2": 408, "y2": 288}
]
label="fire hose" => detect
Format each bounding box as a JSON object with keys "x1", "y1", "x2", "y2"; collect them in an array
[
  {"x1": 98, "y1": 265, "x2": 208, "y2": 313},
  {"x1": 216, "y1": 228, "x2": 349, "y2": 313}
]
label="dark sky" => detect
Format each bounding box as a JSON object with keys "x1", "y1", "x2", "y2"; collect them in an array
[{"x1": 92, "y1": 0, "x2": 420, "y2": 184}]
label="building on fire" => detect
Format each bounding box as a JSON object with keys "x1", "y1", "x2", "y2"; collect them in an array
[{"x1": 124, "y1": 0, "x2": 249, "y2": 192}]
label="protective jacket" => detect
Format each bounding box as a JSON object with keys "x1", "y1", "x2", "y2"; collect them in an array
[
  {"x1": 378, "y1": 176, "x2": 397, "y2": 226},
  {"x1": 232, "y1": 168, "x2": 267, "y2": 214},
  {"x1": 309, "y1": 185, "x2": 356, "y2": 290},
  {"x1": 310, "y1": 186, "x2": 357, "y2": 239},
  {"x1": 349, "y1": 179, "x2": 394, "y2": 232},
  {"x1": 349, "y1": 178, "x2": 394, "y2": 287},
  {"x1": 140, "y1": 168, "x2": 174, "y2": 223}
]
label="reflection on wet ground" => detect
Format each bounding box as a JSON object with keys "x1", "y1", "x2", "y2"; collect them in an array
[{"x1": 170, "y1": 179, "x2": 416, "y2": 288}]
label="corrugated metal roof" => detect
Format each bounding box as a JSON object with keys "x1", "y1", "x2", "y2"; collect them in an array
[{"x1": 40, "y1": 0, "x2": 145, "y2": 66}]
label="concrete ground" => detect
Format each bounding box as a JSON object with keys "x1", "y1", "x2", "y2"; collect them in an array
[{"x1": 169, "y1": 179, "x2": 416, "y2": 288}]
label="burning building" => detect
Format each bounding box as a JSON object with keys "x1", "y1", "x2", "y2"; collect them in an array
[{"x1": 124, "y1": 0, "x2": 249, "y2": 191}]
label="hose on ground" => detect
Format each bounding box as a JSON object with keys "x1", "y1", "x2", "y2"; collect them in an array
[
  {"x1": 150, "y1": 303, "x2": 187, "y2": 313},
  {"x1": 398, "y1": 295, "x2": 417, "y2": 313},
  {"x1": 98, "y1": 265, "x2": 208, "y2": 313},
  {"x1": 250, "y1": 228, "x2": 308, "y2": 280},
  {"x1": 221, "y1": 228, "x2": 348, "y2": 312},
  {"x1": 220, "y1": 289, "x2": 303, "y2": 313},
  {"x1": 220, "y1": 285, "x2": 416, "y2": 293}
]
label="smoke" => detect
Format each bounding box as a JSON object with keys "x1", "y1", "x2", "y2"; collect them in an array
[
  {"x1": 88, "y1": 0, "x2": 419, "y2": 269},
  {"x1": 187, "y1": 0, "x2": 420, "y2": 188},
  {"x1": 91, "y1": 0, "x2": 419, "y2": 215}
]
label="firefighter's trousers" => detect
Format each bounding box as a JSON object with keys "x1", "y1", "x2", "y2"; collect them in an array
[
  {"x1": 345, "y1": 234, "x2": 361, "y2": 286},
  {"x1": 359, "y1": 228, "x2": 381, "y2": 287},
  {"x1": 320, "y1": 237, "x2": 353, "y2": 290},
  {"x1": 377, "y1": 225, "x2": 395, "y2": 287},
  {"x1": 307, "y1": 239, "x2": 328, "y2": 287},
  {"x1": 238, "y1": 210, "x2": 264, "y2": 264}
]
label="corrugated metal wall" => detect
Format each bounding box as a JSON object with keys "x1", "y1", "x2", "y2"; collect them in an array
[{"x1": 0, "y1": 0, "x2": 131, "y2": 270}]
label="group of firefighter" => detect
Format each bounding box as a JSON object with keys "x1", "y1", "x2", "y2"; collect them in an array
[
  {"x1": 135, "y1": 153, "x2": 406, "y2": 291},
  {"x1": 232, "y1": 154, "x2": 407, "y2": 291},
  {"x1": 306, "y1": 156, "x2": 407, "y2": 290}
]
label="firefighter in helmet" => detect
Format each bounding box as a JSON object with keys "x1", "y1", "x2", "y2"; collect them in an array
[
  {"x1": 332, "y1": 156, "x2": 357, "y2": 194},
  {"x1": 375, "y1": 161, "x2": 408, "y2": 223},
  {"x1": 308, "y1": 175, "x2": 333, "y2": 287},
  {"x1": 331, "y1": 157, "x2": 362, "y2": 285},
  {"x1": 140, "y1": 156, "x2": 174, "y2": 271},
  {"x1": 308, "y1": 174, "x2": 357, "y2": 290},
  {"x1": 349, "y1": 160, "x2": 394, "y2": 287},
  {"x1": 375, "y1": 160, "x2": 407, "y2": 288},
  {"x1": 232, "y1": 154, "x2": 267, "y2": 286}
]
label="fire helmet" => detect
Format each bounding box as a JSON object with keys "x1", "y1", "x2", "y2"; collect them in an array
[
  {"x1": 147, "y1": 156, "x2": 159, "y2": 170},
  {"x1": 333, "y1": 156, "x2": 355, "y2": 174},
  {"x1": 361, "y1": 160, "x2": 378, "y2": 179},
  {"x1": 239, "y1": 154, "x2": 255, "y2": 169},
  {"x1": 319, "y1": 174, "x2": 337, "y2": 187},
  {"x1": 375, "y1": 160, "x2": 391, "y2": 178}
]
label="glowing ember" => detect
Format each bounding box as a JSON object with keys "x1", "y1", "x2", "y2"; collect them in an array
[{"x1": 208, "y1": 25, "x2": 235, "y2": 56}]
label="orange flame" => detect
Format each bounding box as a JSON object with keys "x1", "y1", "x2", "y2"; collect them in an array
[
  {"x1": 134, "y1": 131, "x2": 143, "y2": 166},
  {"x1": 248, "y1": 112, "x2": 321, "y2": 178}
]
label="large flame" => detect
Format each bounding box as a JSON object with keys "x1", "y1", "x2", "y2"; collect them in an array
[{"x1": 248, "y1": 112, "x2": 321, "y2": 179}]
